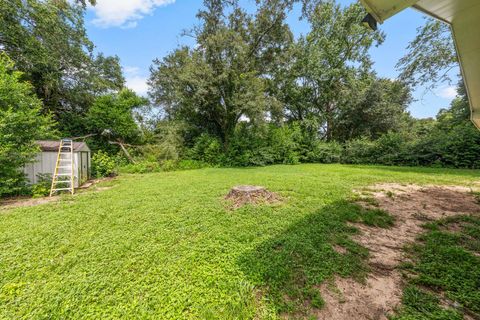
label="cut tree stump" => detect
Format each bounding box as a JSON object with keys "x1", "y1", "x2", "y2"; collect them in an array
[{"x1": 225, "y1": 185, "x2": 280, "y2": 208}]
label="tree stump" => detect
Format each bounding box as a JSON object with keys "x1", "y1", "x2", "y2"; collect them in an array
[{"x1": 225, "y1": 185, "x2": 279, "y2": 208}]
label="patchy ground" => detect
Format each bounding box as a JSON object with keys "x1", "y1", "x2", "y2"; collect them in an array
[
  {"x1": 0, "y1": 177, "x2": 116, "y2": 210},
  {"x1": 317, "y1": 183, "x2": 480, "y2": 320}
]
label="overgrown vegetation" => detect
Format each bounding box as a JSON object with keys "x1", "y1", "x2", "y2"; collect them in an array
[
  {"x1": 91, "y1": 151, "x2": 117, "y2": 178},
  {"x1": 0, "y1": 54, "x2": 56, "y2": 197},
  {"x1": 31, "y1": 174, "x2": 53, "y2": 198},
  {"x1": 394, "y1": 215, "x2": 480, "y2": 319}
]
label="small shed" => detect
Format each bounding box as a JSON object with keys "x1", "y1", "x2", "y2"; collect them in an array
[{"x1": 24, "y1": 140, "x2": 91, "y2": 188}]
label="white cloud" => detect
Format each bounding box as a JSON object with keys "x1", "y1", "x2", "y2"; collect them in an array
[
  {"x1": 437, "y1": 86, "x2": 458, "y2": 99},
  {"x1": 91, "y1": 0, "x2": 175, "y2": 28},
  {"x1": 124, "y1": 66, "x2": 140, "y2": 74},
  {"x1": 126, "y1": 75, "x2": 149, "y2": 96},
  {"x1": 124, "y1": 66, "x2": 148, "y2": 96}
]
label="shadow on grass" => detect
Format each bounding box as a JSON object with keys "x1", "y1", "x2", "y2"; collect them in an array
[{"x1": 237, "y1": 200, "x2": 391, "y2": 317}]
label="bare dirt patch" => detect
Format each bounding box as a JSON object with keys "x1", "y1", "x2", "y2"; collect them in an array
[
  {"x1": 0, "y1": 196, "x2": 59, "y2": 210},
  {"x1": 225, "y1": 185, "x2": 281, "y2": 209},
  {"x1": 316, "y1": 273, "x2": 403, "y2": 320},
  {"x1": 316, "y1": 183, "x2": 480, "y2": 320},
  {"x1": 1, "y1": 177, "x2": 116, "y2": 211},
  {"x1": 333, "y1": 245, "x2": 348, "y2": 255}
]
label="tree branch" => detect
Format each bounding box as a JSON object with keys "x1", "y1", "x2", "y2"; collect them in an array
[{"x1": 108, "y1": 140, "x2": 137, "y2": 164}]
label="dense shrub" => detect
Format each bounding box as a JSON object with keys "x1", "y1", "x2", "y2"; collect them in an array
[
  {"x1": 160, "y1": 160, "x2": 178, "y2": 172},
  {"x1": 140, "y1": 121, "x2": 186, "y2": 162},
  {"x1": 31, "y1": 173, "x2": 52, "y2": 198},
  {"x1": 141, "y1": 143, "x2": 179, "y2": 162},
  {"x1": 268, "y1": 125, "x2": 301, "y2": 165},
  {"x1": 189, "y1": 134, "x2": 224, "y2": 165},
  {"x1": 404, "y1": 135, "x2": 442, "y2": 167},
  {"x1": 372, "y1": 132, "x2": 408, "y2": 166},
  {"x1": 132, "y1": 119, "x2": 480, "y2": 171},
  {"x1": 224, "y1": 125, "x2": 269, "y2": 166},
  {"x1": 306, "y1": 141, "x2": 343, "y2": 163},
  {"x1": 222, "y1": 124, "x2": 301, "y2": 167},
  {"x1": 440, "y1": 124, "x2": 480, "y2": 168},
  {"x1": 120, "y1": 161, "x2": 161, "y2": 174},
  {"x1": 92, "y1": 151, "x2": 117, "y2": 178},
  {"x1": 176, "y1": 160, "x2": 209, "y2": 170},
  {"x1": 341, "y1": 138, "x2": 376, "y2": 164}
]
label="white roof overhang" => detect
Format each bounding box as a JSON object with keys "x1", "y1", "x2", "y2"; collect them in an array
[{"x1": 360, "y1": 0, "x2": 480, "y2": 129}]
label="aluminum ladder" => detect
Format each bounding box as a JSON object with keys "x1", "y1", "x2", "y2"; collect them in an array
[{"x1": 50, "y1": 139, "x2": 75, "y2": 196}]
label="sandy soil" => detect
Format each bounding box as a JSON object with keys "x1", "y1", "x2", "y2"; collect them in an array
[{"x1": 316, "y1": 183, "x2": 480, "y2": 320}]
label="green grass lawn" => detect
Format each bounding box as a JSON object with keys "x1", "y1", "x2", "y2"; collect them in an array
[{"x1": 1, "y1": 164, "x2": 479, "y2": 319}]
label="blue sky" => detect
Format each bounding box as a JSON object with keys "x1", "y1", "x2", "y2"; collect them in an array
[{"x1": 85, "y1": 0, "x2": 460, "y2": 119}]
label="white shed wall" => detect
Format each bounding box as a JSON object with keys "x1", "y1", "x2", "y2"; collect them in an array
[{"x1": 23, "y1": 151, "x2": 89, "y2": 188}]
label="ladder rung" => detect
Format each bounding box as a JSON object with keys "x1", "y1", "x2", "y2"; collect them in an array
[
  {"x1": 56, "y1": 173, "x2": 72, "y2": 176},
  {"x1": 53, "y1": 180, "x2": 72, "y2": 184},
  {"x1": 52, "y1": 188, "x2": 73, "y2": 191},
  {"x1": 57, "y1": 166, "x2": 71, "y2": 169}
]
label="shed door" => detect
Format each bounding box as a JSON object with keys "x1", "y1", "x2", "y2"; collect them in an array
[{"x1": 80, "y1": 152, "x2": 89, "y2": 183}]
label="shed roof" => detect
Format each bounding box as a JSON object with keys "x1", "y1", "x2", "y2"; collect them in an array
[
  {"x1": 36, "y1": 140, "x2": 90, "y2": 152},
  {"x1": 359, "y1": 0, "x2": 480, "y2": 129}
]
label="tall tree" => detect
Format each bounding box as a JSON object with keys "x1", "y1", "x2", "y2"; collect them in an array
[
  {"x1": 334, "y1": 77, "x2": 412, "y2": 141},
  {"x1": 396, "y1": 19, "x2": 457, "y2": 89},
  {"x1": 149, "y1": 0, "x2": 292, "y2": 149},
  {"x1": 278, "y1": 0, "x2": 385, "y2": 140},
  {"x1": 0, "y1": 53, "x2": 56, "y2": 196},
  {"x1": 0, "y1": 0, "x2": 125, "y2": 135}
]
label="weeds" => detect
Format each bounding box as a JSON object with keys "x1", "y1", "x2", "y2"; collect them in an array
[{"x1": 394, "y1": 215, "x2": 480, "y2": 319}]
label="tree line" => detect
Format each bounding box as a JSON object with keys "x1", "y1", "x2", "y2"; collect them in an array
[{"x1": 1, "y1": 0, "x2": 479, "y2": 197}]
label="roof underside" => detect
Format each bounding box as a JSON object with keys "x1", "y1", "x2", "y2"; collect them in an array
[
  {"x1": 36, "y1": 140, "x2": 90, "y2": 152},
  {"x1": 359, "y1": 0, "x2": 480, "y2": 129}
]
